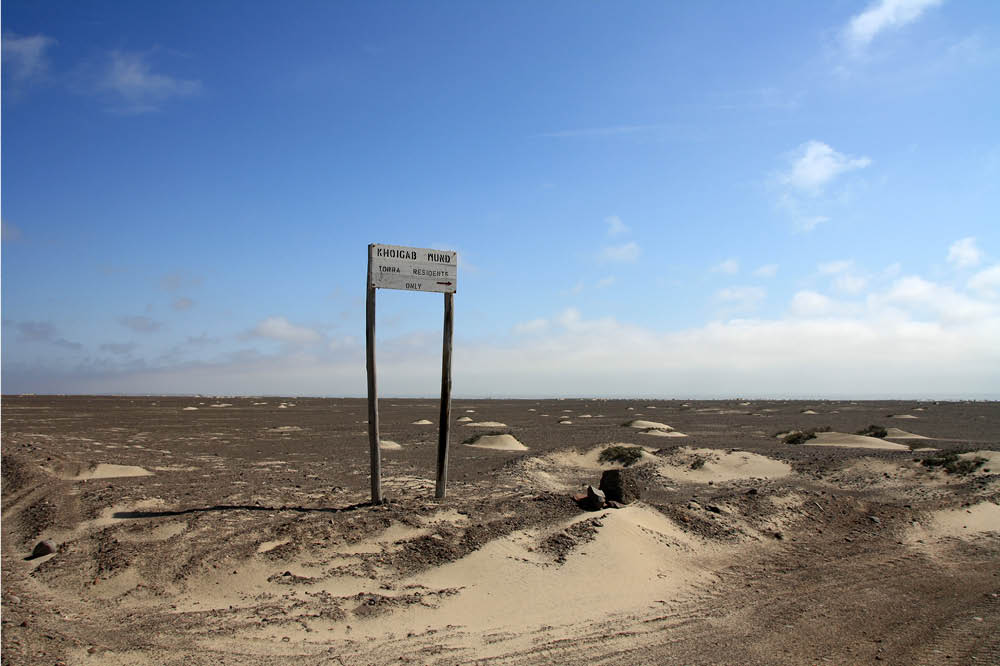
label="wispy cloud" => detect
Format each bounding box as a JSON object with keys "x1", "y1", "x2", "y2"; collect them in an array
[
  {"x1": 98, "y1": 51, "x2": 200, "y2": 113},
  {"x1": 2, "y1": 32, "x2": 55, "y2": 81},
  {"x1": 601, "y1": 242, "x2": 640, "y2": 263},
  {"x1": 968, "y1": 265, "x2": 1000, "y2": 298},
  {"x1": 753, "y1": 264, "x2": 779, "y2": 278},
  {"x1": 250, "y1": 316, "x2": 321, "y2": 344},
  {"x1": 9, "y1": 320, "x2": 82, "y2": 350},
  {"x1": 100, "y1": 342, "x2": 138, "y2": 355},
  {"x1": 605, "y1": 215, "x2": 629, "y2": 236},
  {"x1": 712, "y1": 259, "x2": 739, "y2": 275},
  {"x1": 781, "y1": 141, "x2": 872, "y2": 194},
  {"x1": 845, "y1": 0, "x2": 944, "y2": 50},
  {"x1": 947, "y1": 237, "x2": 982, "y2": 269},
  {"x1": 119, "y1": 315, "x2": 164, "y2": 333},
  {"x1": 714, "y1": 286, "x2": 766, "y2": 314},
  {"x1": 172, "y1": 297, "x2": 195, "y2": 311}
]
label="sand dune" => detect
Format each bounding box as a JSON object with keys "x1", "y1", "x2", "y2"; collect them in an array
[
  {"x1": 891, "y1": 414, "x2": 918, "y2": 419},
  {"x1": 456, "y1": 416, "x2": 473, "y2": 422},
  {"x1": 625, "y1": 419, "x2": 674, "y2": 431},
  {"x1": 465, "y1": 434, "x2": 528, "y2": 451},
  {"x1": 656, "y1": 447, "x2": 792, "y2": 483},
  {"x1": 463, "y1": 421, "x2": 507, "y2": 427},
  {"x1": 50, "y1": 462, "x2": 153, "y2": 480},
  {"x1": 379, "y1": 440, "x2": 402, "y2": 450},
  {"x1": 907, "y1": 502, "x2": 1000, "y2": 542},
  {"x1": 640, "y1": 429, "x2": 688, "y2": 437},
  {"x1": 806, "y1": 432, "x2": 910, "y2": 451},
  {"x1": 412, "y1": 419, "x2": 433, "y2": 425},
  {"x1": 884, "y1": 427, "x2": 928, "y2": 439}
]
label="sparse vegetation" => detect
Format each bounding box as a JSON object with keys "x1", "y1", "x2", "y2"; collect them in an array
[
  {"x1": 856, "y1": 425, "x2": 888, "y2": 438},
  {"x1": 598, "y1": 445, "x2": 645, "y2": 467},
  {"x1": 920, "y1": 451, "x2": 986, "y2": 475},
  {"x1": 782, "y1": 426, "x2": 831, "y2": 445}
]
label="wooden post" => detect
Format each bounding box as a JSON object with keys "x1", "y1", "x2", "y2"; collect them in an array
[
  {"x1": 435, "y1": 291, "x2": 454, "y2": 499},
  {"x1": 365, "y1": 247, "x2": 383, "y2": 505}
]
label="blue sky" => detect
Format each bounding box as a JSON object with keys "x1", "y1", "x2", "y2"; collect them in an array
[{"x1": 3, "y1": 0, "x2": 999, "y2": 398}]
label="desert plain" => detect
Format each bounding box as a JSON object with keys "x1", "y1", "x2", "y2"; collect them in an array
[{"x1": 2, "y1": 395, "x2": 998, "y2": 665}]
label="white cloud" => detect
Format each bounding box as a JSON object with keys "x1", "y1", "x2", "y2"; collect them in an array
[
  {"x1": 834, "y1": 273, "x2": 868, "y2": 294},
  {"x1": 818, "y1": 260, "x2": 867, "y2": 293},
  {"x1": 100, "y1": 51, "x2": 200, "y2": 113},
  {"x1": 876, "y1": 275, "x2": 996, "y2": 322},
  {"x1": 845, "y1": 0, "x2": 944, "y2": 50},
  {"x1": 796, "y1": 215, "x2": 830, "y2": 233},
  {"x1": 947, "y1": 237, "x2": 982, "y2": 269},
  {"x1": 712, "y1": 259, "x2": 739, "y2": 274},
  {"x1": 2, "y1": 32, "x2": 55, "y2": 81},
  {"x1": 119, "y1": 315, "x2": 163, "y2": 333},
  {"x1": 715, "y1": 286, "x2": 766, "y2": 314},
  {"x1": 819, "y1": 260, "x2": 852, "y2": 274},
  {"x1": 791, "y1": 291, "x2": 835, "y2": 317},
  {"x1": 605, "y1": 215, "x2": 629, "y2": 236},
  {"x1": 601, "y1": 242, "x2": 640, "y2": 263},
  {"x1": 251, "y1": 316, "x2": 321, "y2": 344},
  {"x1": 781, "y1": 141, "x2": 872, "y2": 194},
  {"x1": 512, "y1": 318, "x2": 549, "y2": 335},
  {"x1": 596, "y1": 276, "x2": 616, "y2": 288},
  {"x1": 753, "y1": 264, "x2": 779, "y2": 278},
  {"x1": 968, "y1": 265, "x2": 1000, "y2": 298}
]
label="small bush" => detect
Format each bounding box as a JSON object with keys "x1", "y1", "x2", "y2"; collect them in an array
[
  {"x1": 598, "y1": 445, "x2": 645, "y2": 467},
  {"x1": 921, "y1": 451, "x2": 986, "y2": 475},
  {"x1": 783, "y1": 431, "x2": 815, "y2": 445},
  {"x1": 857, "y1": 424, "x2": 888, "y2": 438}
]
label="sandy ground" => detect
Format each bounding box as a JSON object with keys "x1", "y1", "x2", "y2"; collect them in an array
[{"x1": 2, "y1": 396, "x2": 999, "y2": 665}]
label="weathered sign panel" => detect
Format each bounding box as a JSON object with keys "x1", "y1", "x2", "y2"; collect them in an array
[{"x1": 369, "y1": 244, "x2": 457, "y2": 294}]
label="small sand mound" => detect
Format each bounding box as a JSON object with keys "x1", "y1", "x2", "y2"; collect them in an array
[
  {"x1": 209, "y1": 403, "x2": 233, "y2": 408},
  {"x1": 907, "y1": 502, "x2": 1000, "y2": 542},
  {"x1": 625, "y1": 420, "x2": 674, "y2": 431},
  {"x1": 806, "y1": 432, "x2": 910, "y2": 451},
  {"x1": 656, "y1": 447, "x2": 792, "y2": 483},
  {"x1": 891, "y1": 414, "x2": 918, "y2": 419},
  {"x1": 182, "y1": 406, "x2": 199, "y2": 411},
  {"x1": 379, "y1": 440, "x2": 402, "y2": 450},
  {"x1": 800, "y1": 409, "x2": 818, "y2": 415},
  {"x1": 641, "y1": 429, "x2": 687, "y2": 438},
  {"x1": 558, "y1": 420, "x2": 572, "y2": 425},
  {"x1": 884, "y1": 427, "x2": 929, "y2": 440},
  {"x1": 960, "y1": 450, "x2": 1000, "y2": 472},
  {"x1": 401, "y1": 504, "x2": 713, "y2": 636},
  {"x1": 456, "y1": 416, "x2": 473, "y2": 423},
  {"x1": 54, "y1": 463, "x2": 154, "y2": 480},
  {"x1": 267, "y1": 426, "x2": 303, "y2": 433},
  {"x1": 412, "y1": 419, "x2": 433, "y2": 425},
  {"x1": 464, "y1": 421, "x2": 507, "y2": 427},
  {"x1": 465, "y1": 434, "x2": 527, "y2": 451}
]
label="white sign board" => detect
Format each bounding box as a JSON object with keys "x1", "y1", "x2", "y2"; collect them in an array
[{"x1": 369, "y1": 244, "x2": 457, "y2": 294}]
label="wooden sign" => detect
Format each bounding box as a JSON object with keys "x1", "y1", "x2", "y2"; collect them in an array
[
  {"x1": 365, "y1": 243, "x2": 456, "y2": 504},
  {"x1": 369, "y1": 244, "x2": 457, "y2": 293}
]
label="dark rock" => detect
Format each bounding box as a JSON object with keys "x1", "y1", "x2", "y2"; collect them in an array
[
  {"x1": 706, "y1": 504, "x2": 725, "y2": 514},
  {"x1": 599, "y1": 468, "x2": 641, "y2": 504},
  {"x1": 868, "y1": 515, "x2": 881, "y2": 524},
  {"x1": 30, "y1": 540, "x2": 56, "y2": 558},
  {"x1": 606, "y1": 500, "x2": 625, "y2": 509},
  {"x1": 576, "y1": 485, "x2": 605, "y2": 511}
]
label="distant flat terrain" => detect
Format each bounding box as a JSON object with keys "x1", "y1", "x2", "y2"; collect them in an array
[{"x1": 2, "y1": 396, "x2": 998, "y2": 665}]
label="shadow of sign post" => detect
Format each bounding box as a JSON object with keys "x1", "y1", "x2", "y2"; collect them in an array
[{"x1": 366, "y1": 243, "x2": 457, "y2": 504}]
